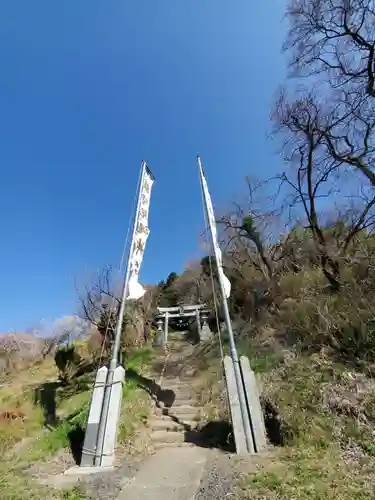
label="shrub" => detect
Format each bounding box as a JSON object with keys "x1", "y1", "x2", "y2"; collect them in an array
[{"x1": 54, "y1": 345, "x2": 83, "y2": 385}]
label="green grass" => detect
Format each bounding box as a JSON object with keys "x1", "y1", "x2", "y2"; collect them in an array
[
  {"x1": 22, "y1": 345, "x2": 154, "y2": 462},
  {"x1": 189, "y1": 333, "x2": 375, "y2": 499},
  {"x1": 125, "y1": 345, "x2": 154, "y2": 371},
  {"x1": 235, "y1": 352, "x2": 375, "y2": 499},
  {"x1": 117, "y1": 380, "x2": 150, "y2": 444},
  {"x1": 59, "y1": 486, "x2": 87, "y2": 500},
  {"x1": 0, "y1": 343, "x2": 155, "y2": 499},
  {"x1": 0, "y1": 472, "x2": 43, "y2": 500},
  {"x1": 0, "y1": 469, "x2": 87, "y2": 500},
  {"x1": 24, "y1": 406, "x2": 89, "y2": 463},
  {"x1": 244, "y1": 446, "x2": 375, "y2": 500}
]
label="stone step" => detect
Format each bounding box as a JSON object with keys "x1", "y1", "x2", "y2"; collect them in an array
[
  {"x1": 151, "y1": 430, "x2": 186, "y2": 444},
  {"x1": 156, "y1": 395, "x2": 195, "y2": 407},
  {"x1": 153, "y1": 409, "x2": 199, "y2": 425},
  {"x1": 162, "y1": 390, "x2": 194, "y2": 399},
  {"x1": 162, "y1": 377, "x2": 191, "y2": 383},
  {"x1": 181, "y1": 369, "x2": 198, "y2": 377},
  {"x1": 163, "y1": 374, "x2": 181, "y2": 380},
  {"x1": 171, "y1": 398, "x2": 196, "y2": 407},
  {"x1": 161, "y1": 385, "x2": 192, "y2": 391},
  {"x1": 161, "y1": 382, "x2": 190, "y2": 387},
  {"x1": 148, "y1": 418, "x2": 196, "y2": 432},
  {"x1": 161, "y1": 384, "x2": 193, "y2": 392},
  {"x1": 162, "y1": 379, "x2": 193, "y2": 385},
  {"x1": 152, "y1": 441, "x2": 196, "y2": 450},
  {"x1": 161, "y1": 381, "x2": 193, "y2": 390},
  {"x1": 162, "y1": 405, "x2": 200, "y2": 419}
]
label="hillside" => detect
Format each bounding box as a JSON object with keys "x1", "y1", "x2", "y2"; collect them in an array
[
  {"x1": 2, "y1": 1, "x2": 375, "y2": 498},
  {"x1": 0, "y1": 332, "x2": 47, "y2": 379},
  {"x1": 172, "y1": 326, "x2": 375, "y2": 499},
  {"x1": 2, "y1": 276, "x2": 375, "y2": 500},
  {"x1": 149, "y1": 221, "x2": 375, "y2": 498},
  {"x1": 0, "y1": 338, "x2": 156, "y2": 500}
]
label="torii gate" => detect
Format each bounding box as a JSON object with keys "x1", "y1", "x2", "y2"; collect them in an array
[{"x1": 155, "y1": 304, "x2": 212, "y2": 345}]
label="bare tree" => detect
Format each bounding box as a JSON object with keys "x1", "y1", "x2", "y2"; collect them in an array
[
  {"x1": 283, "y1": 0, "x2": 375, "y2": 186},
  {"x1": 273, "y1": 89, "x2": 375, "y2": 289},
  {"x1": 76, "y1": 266, "x2": 124, "y2": 357},
  {"x1": 77, "y1": 266, "x2": 120, "y2": 328},
  {"x1": 170, "y1": 262, "x2": 209, "y2": 305},
  {"x1": 215, "y1": 178, "x2": 289, "y2": 319},
  {"x1": 219, "y1": 178, "x2": 279, "y2": 285},
  {"x1": 77, "y1": 266, "x2": 158, "y2": 355},
  {"x1": 285, "y1": 0, "x2": 375, "y2": 95}
]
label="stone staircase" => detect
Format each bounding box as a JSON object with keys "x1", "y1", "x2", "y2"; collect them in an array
[{"x1": 148, "y1": 337, "x2": 203, "y2": 450}]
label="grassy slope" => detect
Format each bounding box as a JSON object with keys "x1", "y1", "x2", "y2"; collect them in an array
[
  {"x1": 190, "y1": 333, "x2": 375, "y2": 500},
  {"x1": 243, "y1": 353, "x2": 375, "y2": 499},
  {"x1": 0, "y1": 345, "x2": 154, "y2": 500}
]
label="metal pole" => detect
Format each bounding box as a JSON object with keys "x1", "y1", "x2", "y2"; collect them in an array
[
  {"x1": 197, "y1": 156, "x2": 254, "y2": 454},
  {"x1": 94, "y1": 161, "x2": 147, "y2": 466},
  {"x1": 164, "y1": 311, "x2": 169, "y2": 345}
]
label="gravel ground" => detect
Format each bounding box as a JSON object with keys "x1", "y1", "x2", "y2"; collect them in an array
[
  {"x1": 26, "y1": 446, "x2": 150, "y2": 499},
  {"x1": 78, "y1": 453, "x2": 144, "y2": 500},
  {"x1": 194, "y1": 448, "x2": 272, "y2": 500},
  {"x1": 194, "y1": 449, "x2": 242, "y2": 500}
]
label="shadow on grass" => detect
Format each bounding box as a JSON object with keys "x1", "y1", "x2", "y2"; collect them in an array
[
  {"x1": 34, "y1": 374, "x2": 92, "y2": 430},
  {"x1": 58, "y1": 374, "x2": 93, "y2": 400},
  {"x1": 71, "y1": 360, "x2": 97, "y2": 380},
  {"x1": 34, "y1": 382, "x2": 60, "y2": 429},
  {"x1": 67, "y1": 424, "x2": 85, "y2": 465},
  {"x1": 126, "y1": 368, "x2": 176, "y2": 408},
  {"x1": 184, "y1": 413, "x2": 289, "y2": 450},
  {"x1": 262, "y1": 398, "x2": 294, "y2": 446}
]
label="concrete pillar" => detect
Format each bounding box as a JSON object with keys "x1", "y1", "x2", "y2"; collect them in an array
[
  {"x1": 224, "y1": 356, "x2": 253, "y2": 454},
  {"x1": 240, "y1": 356, "x2": 267, "y2": 452},
  {"x1": 80, "y1": 366, "x2": 108, "y2": 467},
  {"x1": 101, "y1": 365, "x2": 126, "y2": 467}
]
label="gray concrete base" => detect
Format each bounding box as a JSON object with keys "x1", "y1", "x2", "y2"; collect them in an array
[
  {"x1": 80, "y1": 366, "x2": 107, "y2": 467},
  {"x1": 240, "y1": 356, "x2": 267, "y2": 452},
  {"x1": 64, "y1": 465, "x2": 115, "y2": 476},
  {"x1": 224, "y1": 355, "x2": 268, "y2": 455},
  {"x1": 224, "y1": 355, "x2": 249, "y2": 455},
  {"x1": 101, "y1": 365, "x2": 125, "y2": 467}
]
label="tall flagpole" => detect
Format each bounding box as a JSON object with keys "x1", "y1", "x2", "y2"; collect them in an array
[
  {"x1": 94, "y1": 161, "x2": 147, "y2": 466},
  {"x1": 111, "y1": 161, "x2": 147, "y2": 372},
  {"x1": 197, "y1": 156, "x2": 254, "y2": 454}
]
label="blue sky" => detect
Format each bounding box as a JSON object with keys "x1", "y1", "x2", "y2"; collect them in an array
[{"x1": 0, "y1": 1, "x2": 286, "y2": 332}]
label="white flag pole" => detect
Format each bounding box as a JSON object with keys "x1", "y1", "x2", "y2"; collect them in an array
[
  {"x1": 94, "y1": 161, "x2": 148, "y2": 466},
  {"x1": 110, "y1": 160, "x2": 147, "y2": 369},
  {"x1": 197, "y1": 156, "x2": 254, "y2": 454}
]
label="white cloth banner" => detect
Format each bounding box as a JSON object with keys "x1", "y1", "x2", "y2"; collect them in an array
[
  {"x1": 198, "y1": 159, "x2": 231, "y2": 298},
  {"x1": 127, "y1": 165, "x2": 154, "y2": 300}
]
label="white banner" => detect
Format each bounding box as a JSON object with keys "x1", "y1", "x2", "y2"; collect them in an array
[
  {"x1": 127, "y1": 165, "x2": 154, "y2": 300},
  {"x1": 198, "y1": 158, "x2": 231, "y2": 298}
]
